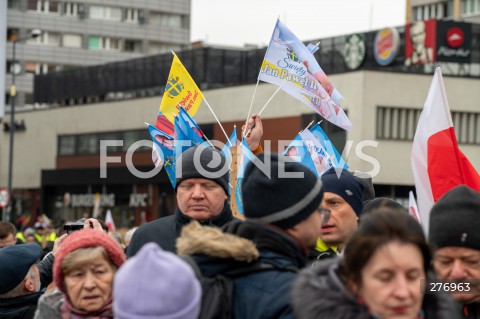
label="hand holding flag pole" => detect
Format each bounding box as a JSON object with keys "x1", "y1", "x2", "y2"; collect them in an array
[{"x1": 244, "y1": 82, "x2": 284, "y2": 137}]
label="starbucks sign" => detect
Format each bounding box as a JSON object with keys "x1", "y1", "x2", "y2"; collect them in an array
[{"x1": 343, "y1": 33, "x2": 366, "y2": 70}]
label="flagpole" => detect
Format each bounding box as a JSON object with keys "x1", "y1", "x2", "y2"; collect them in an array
[
  {"x1": 203, "y1": 98, "x2": 232, "y2": 146},
  {"x1": 300, "y1": 120, "x2": 315, "y2": 133},
  {"x1": 244, "y1": 78, "x2": 260, "y2": 136},
  {"x1": 244, "y1": 84, "x2": 283, "y2": 137},
  {"x1": 202, "y1": 134, "x2": 215, "y2": 148}
]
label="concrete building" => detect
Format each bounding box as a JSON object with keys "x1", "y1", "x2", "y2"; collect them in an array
[
  {"x1": 1, "y1": 20, "x2": 479, "y2": 227},
  {"x1": 5, "y1": 0, "x2": 191, "y2": 110},
  {"x1": 408, "y1": 0, "x2": 480, "y2": 23}
]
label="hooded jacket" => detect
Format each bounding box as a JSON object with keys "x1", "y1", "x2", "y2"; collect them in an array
[
  {"x1": 127, "y1": 200, "x2": 234, "y2": 257},
  {"x1": 177, "y1": 220, "x2": 307, "y2": 319},
  {"x1": 292, "y1": 258, "x2": 460, "y2": 319}
]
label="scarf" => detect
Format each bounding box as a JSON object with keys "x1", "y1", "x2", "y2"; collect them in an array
[{"x1": 60, "y1": 295, "x2": 114, "y2": 319}]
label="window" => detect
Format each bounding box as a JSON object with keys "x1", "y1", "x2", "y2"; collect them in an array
[
  {"x1": 125, "y1": 9, "x2": 139, "y2": 23},
  {"x1": 414, "y1": 6, "x2": 423, "y2": 21},
  {"x1": 99, "y1": 132, "x2": 122, "y2": 152},
  {"x1": 24, "y1": 62, "x2": 37, "y2": 74},
  {"x1": 8, "y1": 0, "x2": 21, "y2": 10},
  {"x1": 122, "y1": 130, "x2": 150, "y2": 152},
  {"x1": 376, "y1": 106, "x2": 480, "y2": 144},
  {"x1": 376, "y1": 107, "x2": 420, "y2": 141},
  {"x1": 35, "y1": 63, "x2": 61, "y2": 75},
  {"x1": 58, "y1": 130, "x2": 153, "y2": 156},
  {"x1": 412, "y1": 1, "x2": 453, "y2": 21},
  {"x1": 27, "y1": 0, "x2": 59, "y2": 14},
  {"x1": 7, "y1": 28, "x2": 19, "y2": 42},
  {"x1": 124, "y1": 40, "x2": 142, "y2": 53},
  {"x1": 64, "y1": 2, "x2": 80, "y2": 16},
  {"x1": 63, "y1": 34, "x2": 82, "y2": 48},
  {"x1": 27, "y1": 31, "x2": 60, "y2": 46},
  {"x1": 58, "y1": 136, "x2": 76, "y2": 155},
  {"x1": 88, "y1": 36, "x2": 120, "y2": 51},
  {"x1": 89, "y1": 6, "x2": 122, "y2": 21},
  {"x1": 149, "y1": 12, "x2": 183, "y2": 28},
  {"x1": 462, "y1": 0, "x2": 480, "y2": 14},
  {"x1": 88, "y1": 36, "x2": 100, "y2": 49},
  {"x1": 78, "y1": 134, "x2": 98, "y2": 154}
]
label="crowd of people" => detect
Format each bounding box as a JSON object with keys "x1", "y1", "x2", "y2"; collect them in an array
[{"x1": 1, "y1": 115, "x2": 479, "y2": 319}]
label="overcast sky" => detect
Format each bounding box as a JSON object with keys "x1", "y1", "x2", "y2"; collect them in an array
[{"x1": 191, "y1": 0, "x2": 407, "y2": 47}]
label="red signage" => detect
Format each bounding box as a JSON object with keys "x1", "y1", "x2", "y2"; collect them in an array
[
  {"x1": 405, "y1": 19, "x2": 437, "y2": 66},
  {"x1": 446, "y1": 27, "x2": 464, "y2": 48}
]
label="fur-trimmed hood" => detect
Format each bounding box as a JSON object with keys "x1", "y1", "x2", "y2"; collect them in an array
[
  {"x1": 176, "y1": 220, "x2": 259, "y2": 262},
  {"x1": 292, "y1": 258, "x2": 461, "y2": 319}
]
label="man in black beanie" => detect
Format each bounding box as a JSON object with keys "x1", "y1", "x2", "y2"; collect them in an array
[
  {"x1": 429, "y1": 185, "x2": 480, "y2": 317},
  {"x1": 127, "y1": 145, "x2": 233, "y2": 256},
  {"x1": 311, "y1": 168, "x2": 363, "y2": 261}
]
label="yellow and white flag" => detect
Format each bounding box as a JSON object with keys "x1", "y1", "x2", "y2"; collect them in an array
[{"x1": 160, "y1": 53, "x2": 204, "y2": 123}]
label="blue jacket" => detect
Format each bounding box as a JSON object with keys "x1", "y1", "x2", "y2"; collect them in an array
[{"x1": 179, "y1": 220, "x2": 307, "y2": 319}]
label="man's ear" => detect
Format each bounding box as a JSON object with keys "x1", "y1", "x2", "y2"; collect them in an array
[{"x1": 24, "y1": 278, "x2": 36, "y2": 293}]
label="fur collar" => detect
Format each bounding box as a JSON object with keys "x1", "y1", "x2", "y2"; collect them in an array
[{"x1": 176, "y1": 221, "x2": 259, "y2": 262}]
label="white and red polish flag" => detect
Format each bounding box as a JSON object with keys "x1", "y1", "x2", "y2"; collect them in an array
[
  {"x1": 411, "y1": 67, "x2": 480, "y2": 234},
  {"x1": 408, "y1": 191, "x2": 421, "y2": 224},
  {"x1": 105, "y1": 209, "x2": 116, "y2": 232}
]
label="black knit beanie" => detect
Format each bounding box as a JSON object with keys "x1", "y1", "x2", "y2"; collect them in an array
[
  {"x1": 175, "y1": 145, "x2": 230, "y2": 195},
  {"x1": 429, "y1": 185, "x2": 480, "y2": 251},
  {"x1": 321, "y1": 168, "x2": 364, "y2": 215},
  {"x1": 242, "y1": 153, "x2": 324, "y2": 230}
]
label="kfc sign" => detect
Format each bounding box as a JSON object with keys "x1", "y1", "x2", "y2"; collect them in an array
[
  {"x1": 405, "y1": 19, "x2": 437, "y2": 66},
  {"x1": 436, "y1": 21, "x2": 471, "y2": 63}
]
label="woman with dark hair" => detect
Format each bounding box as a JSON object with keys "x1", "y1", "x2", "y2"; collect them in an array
[
  {"x1": 292, "y1": 209, "x2": 459, "y2": 319},
  {"x1": 362, "y1": 197, "x2": 406, "y2": 216}
]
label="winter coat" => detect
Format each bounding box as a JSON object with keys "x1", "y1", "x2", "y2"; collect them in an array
[
  {"x1": 292, "y1": 258, "x2": 461, "y2": 319},
  {"x1": 177, "y1": 220, "x2": 308, "y2": 319},
  {"x1": 126, "y1": 200, "x2": 234, "y2": 257},
  {"x1": 34, "y1": 291, "x2": 62, "y2": 319},
  {"x1": 37, "y1": 252, "x2": 54, "y2": 290},
  {"x1": 0, "y1": 291, "x2": 43, "y2": 319}
]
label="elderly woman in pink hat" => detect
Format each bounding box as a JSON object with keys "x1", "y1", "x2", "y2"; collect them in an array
[{"x1": 35, "y1": 226, "x2": 125, "y2": 319}]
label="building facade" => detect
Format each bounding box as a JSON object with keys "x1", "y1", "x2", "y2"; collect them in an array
[
  {"x1": 408, "y1": 0, "x2": 480, "y2": 23},
  {"x1": 5, "y1": 0, "x2": 191, "y2": 111}
]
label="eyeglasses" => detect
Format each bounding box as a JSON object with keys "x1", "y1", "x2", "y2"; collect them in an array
[{"x1": 317, "y1": 207, "x2": 331, "y2": 225}]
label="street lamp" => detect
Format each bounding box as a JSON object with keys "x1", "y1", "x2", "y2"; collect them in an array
[{"x1": 4, "y1": 29, "x2": 42, "y2": 222}]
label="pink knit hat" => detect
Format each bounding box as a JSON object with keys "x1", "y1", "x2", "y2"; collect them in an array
[{"x1": 54, "y1": 229, "x2": 126, "y2": 293}]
